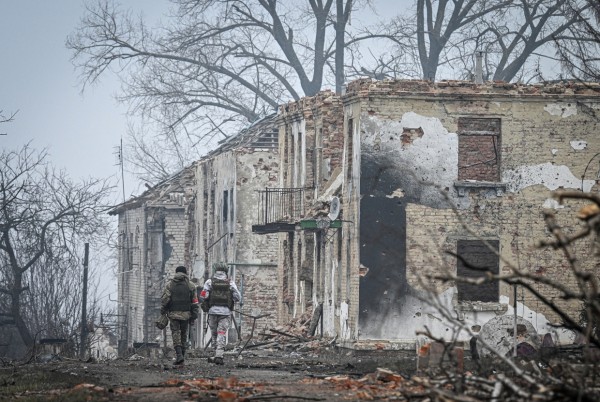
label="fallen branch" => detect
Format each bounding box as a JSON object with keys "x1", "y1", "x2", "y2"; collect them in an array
[{"x1": 269, "y1": 328, "x2": 309, "y2": 342}]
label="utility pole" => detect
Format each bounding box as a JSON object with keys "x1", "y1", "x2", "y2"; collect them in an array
[{"x1": 80, "y1": 243, "x2": 89, "y2": 360}]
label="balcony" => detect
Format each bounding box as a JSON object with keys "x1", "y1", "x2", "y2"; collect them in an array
[{"x1": 252, "y1": 188, "x2": 305, "y2": 234}]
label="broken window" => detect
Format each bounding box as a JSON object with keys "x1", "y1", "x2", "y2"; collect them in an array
[
  {"x1": 456, "y1": 240, "x2": 499, "y2": 302},
  {"x1": 229, "y1": 187, "x2": 234, "y2": 225},
  {"x1": 223, "y1": 190, "x2": 228, "y2": 223},
  {"x1": 458, "y1": 118, "x2": 501, "y2": 181}
]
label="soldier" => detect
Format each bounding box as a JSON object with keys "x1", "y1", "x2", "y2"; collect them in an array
[
  {"x1": 199, "y1": 262, "x2": 241, "y2": 365},
  {"x1": 161, "y1": 265, "x2": 199, "y2": 365}
]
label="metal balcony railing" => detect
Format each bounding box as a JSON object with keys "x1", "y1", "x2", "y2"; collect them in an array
[{"x1": 253, "y1": 188, "x2": 304, "y2": 233}]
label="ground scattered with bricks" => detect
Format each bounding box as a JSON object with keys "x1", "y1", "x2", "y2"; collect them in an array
[{"x1": 3, "y1": 333, "x2": 600, "y2": 401}]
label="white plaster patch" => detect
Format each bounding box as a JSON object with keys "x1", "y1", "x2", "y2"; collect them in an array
[
  {"x1": 544, "y1": 102, "x2": 577, "y2": 118},
  {"x1": 570, "y1": 140, "x2": 587, "y2": 150},
  {"x1": 503, "y1": 163, "x2": 594, "y2": 192},
  {"x1": 551, "y1": 149, "x2": 558, "y2": 156},
  {"x1": 500, "y1": 295, "x2": 575, "y2": 345},
  {"x1": 542, "y1": 198, "x2": 564, "y2": 209},
  {"x1": 386, "y1": 188, "x2": 405, "y2": 198},
  {"x1": 340, "y1": 302, "x2": 350, "y2": 340}
]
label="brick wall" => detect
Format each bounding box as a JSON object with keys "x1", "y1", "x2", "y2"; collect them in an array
[
  {"x1": 344, "y1": 79, "x2": 600, "y2": 342},
  {"x1": 276, "y1": 91, "x2": 348, "y2": 334}
]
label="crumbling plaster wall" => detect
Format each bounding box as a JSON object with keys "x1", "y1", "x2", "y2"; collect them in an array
[
  {"x1": 117, "y1": 208, "x2": 147, "y2": 349},
  {"x1": 234, "y1": 150, "x2": 279, "y2": 333},
  {"x1": 193, "y1": 147, "x2": 280, "y2": 338},
  {"x1": 277, "y1": 92, "x2": 350, "y2": 339},
  {"x1": 345, "y1": 79, "x2": 600, "y2": 344},
  {"x1": 194, "y1": 153, "x2": 237, "y2": 277}
]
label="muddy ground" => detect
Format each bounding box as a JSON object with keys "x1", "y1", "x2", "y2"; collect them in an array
[
  {"x1": 4, "y1": 344, "x2": 597, "y2": 401},
  {"x1": 0, "y1": 346, "x2": 426, "y2": 401}
]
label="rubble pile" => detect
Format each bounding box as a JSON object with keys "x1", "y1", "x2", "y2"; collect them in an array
[
  {"x1": 305, "y1": 364, "x2": 600, "y2": 401},
  {"x1": 240, "y1": 309, "x2": 336, "y2": 353}
]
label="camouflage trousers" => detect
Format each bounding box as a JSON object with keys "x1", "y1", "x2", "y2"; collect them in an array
[
  {"x1": 169, "y1": 318, "x2": 189, "y2": 348},
  {"x1": 208, "y1": 314, "x2": 231, "y2": 358}
]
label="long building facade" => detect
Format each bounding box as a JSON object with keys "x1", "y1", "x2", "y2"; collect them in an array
[
  {"x1": 266, "y1": 79, "x2": 600, "y2": 349},
  {"x1": 114, "y1": 78, "x2": 600, "y2": 353}
]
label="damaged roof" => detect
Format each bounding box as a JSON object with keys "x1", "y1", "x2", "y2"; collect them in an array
[
  {"x1": 344, "y1": 78, "x2": 600, "y2": 99},
  {"x1": 204, "y1": 113, "x2": 278, "y2": 157},
  {"x1": 108, "y1": 114, "x2": 278, "y2": 215},
  {"x1": 108, "y1": 163, "x2": 196, "y2": 215}
]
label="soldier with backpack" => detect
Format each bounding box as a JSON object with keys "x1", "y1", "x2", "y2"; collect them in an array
[
  {"x1": 199, "y1": 262, "x2": 241, "y2": 365},
  {"x1": 160, "y1": 265, "x2": 199, "y2": 365}
]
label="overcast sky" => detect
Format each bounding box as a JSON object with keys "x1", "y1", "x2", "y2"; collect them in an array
[{"x1": 0, "y1": 1, "x2": 169, "y2": 196}]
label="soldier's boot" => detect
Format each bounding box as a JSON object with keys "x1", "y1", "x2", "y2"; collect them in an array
[
  {"x1": 182, "y1": 347, "x2": 186, "y2": 358},
  {"x1": 174, "y1": 346, "x2": 185, "y2": 365},
  {"x1": 214, "y1": 357, "x2": 224, "y2": 365}
]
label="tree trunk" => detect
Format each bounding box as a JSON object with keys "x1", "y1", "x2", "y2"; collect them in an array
[
  {"x1": 335, "y1": 0, "x2": 346, "y2": 94},
  {"x1": 11, "y1": 272, "x2": 33, "y2": 347}
]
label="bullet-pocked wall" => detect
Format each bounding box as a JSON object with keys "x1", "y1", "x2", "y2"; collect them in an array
[
  {"x1": 234, "y1": 150, "x2": 279, "y2": 333},
  {"x1": 344, "y1": 79, "x2": 600, "y2": 344},
  {"x1": 193, "y1": 117, "x2": 280, "y2": 343},
  {"x1": 111, "y1": 165, "x2": 196, "y2": 352},
  {"x1": 277, "y1": 92, "x2": 349, "y2": 337}
]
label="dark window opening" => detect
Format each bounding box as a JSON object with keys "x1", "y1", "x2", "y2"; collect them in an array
[
  {"x1": 456, "y1": 240, "x2": 499, "y2": 302},
  {"x1": 223, "y1": 190, "x2": 229, "y2": 223},
  {"x1": 229, "y1": 188, "x2": 234, "y2": 224}
]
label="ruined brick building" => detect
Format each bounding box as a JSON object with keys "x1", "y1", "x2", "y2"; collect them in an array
[
  {"x1": 109, "y1": 165, "x2": 196, "y2": 353},
  {"x1": 263, "y1": 79, "x2": 600, "y2": 349},
  {"x1": 114, "y1": 78, "x2": 600, "y2": 352},
  {"x1": 111, "y1": 116, "x2": 280, "y2": 351},
  {"x1": 192, "y1": 115, "x2": 280, "y2": 344}
]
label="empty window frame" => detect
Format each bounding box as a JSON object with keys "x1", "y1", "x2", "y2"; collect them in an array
[
  {"x1": 456, "y1": 240, "x2": 499, "y2": 303},
  {"x1": 457, "y1": 118, "x2": 501, "y2": 182},
  {"x1": 223, "y1": 190, "x2": 229, "y2": 223}
]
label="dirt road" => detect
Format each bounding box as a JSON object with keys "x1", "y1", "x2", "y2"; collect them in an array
[{"x1": 0, "y1": 347, "x2": 418, "y2": 401}]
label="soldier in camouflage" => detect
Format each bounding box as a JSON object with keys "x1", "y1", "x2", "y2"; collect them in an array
[
  {"x1": 199, "y1": 262, "x2": 241, "y2": 365},
  {"x1": 161, "y1": 265, "x2": 199, "y2": 365}
]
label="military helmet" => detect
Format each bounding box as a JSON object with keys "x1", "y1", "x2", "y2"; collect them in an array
[{"x1": 213, "y1": 262, "x2": 228, "y2": 274}]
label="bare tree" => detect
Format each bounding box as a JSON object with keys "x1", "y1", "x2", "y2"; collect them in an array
[
  {"x1": 556, "y1": 0, "x2": 600, "y2": 82},
  {"x1": 67, "y1": 0, "x2": 395, "y2": 183},
  {"x1": 413, "y1": 0, "x2": 513, "y2": 81},
  {"x1": 382, "y1": 0, "x2": 596, "y2": 82},
  {"x1": 0, "y1": 110, "x2": 18, "y2": 136},
  {"x1": 474, "y1": 0, "x2": 595, "y2": 82},
  {"x1": 0, "y1": 144, "x2": 113, "y2": 349}
]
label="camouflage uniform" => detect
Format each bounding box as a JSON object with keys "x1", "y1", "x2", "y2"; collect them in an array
[
  {"x1": 161, "y1": 271, "x2": 199, "y2": 363},
  {"x1": 199, "y1": 264, "x2": 241, "y2": 364}
]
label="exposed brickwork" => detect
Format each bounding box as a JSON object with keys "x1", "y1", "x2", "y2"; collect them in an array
[
  {"x1": 457, "y1": 117, "x2": 501, "y2": 181},
  {"x1": 343, "y1": 78, "x2": 600, "y2": 342},
  {"x1": 277, "y1": 91, "x2": 347, "y2": 329}
]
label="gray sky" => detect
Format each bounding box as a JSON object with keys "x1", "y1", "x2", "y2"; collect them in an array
[{"x1": 0, "y1": 1, "x2": 169, "y2": 194}]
